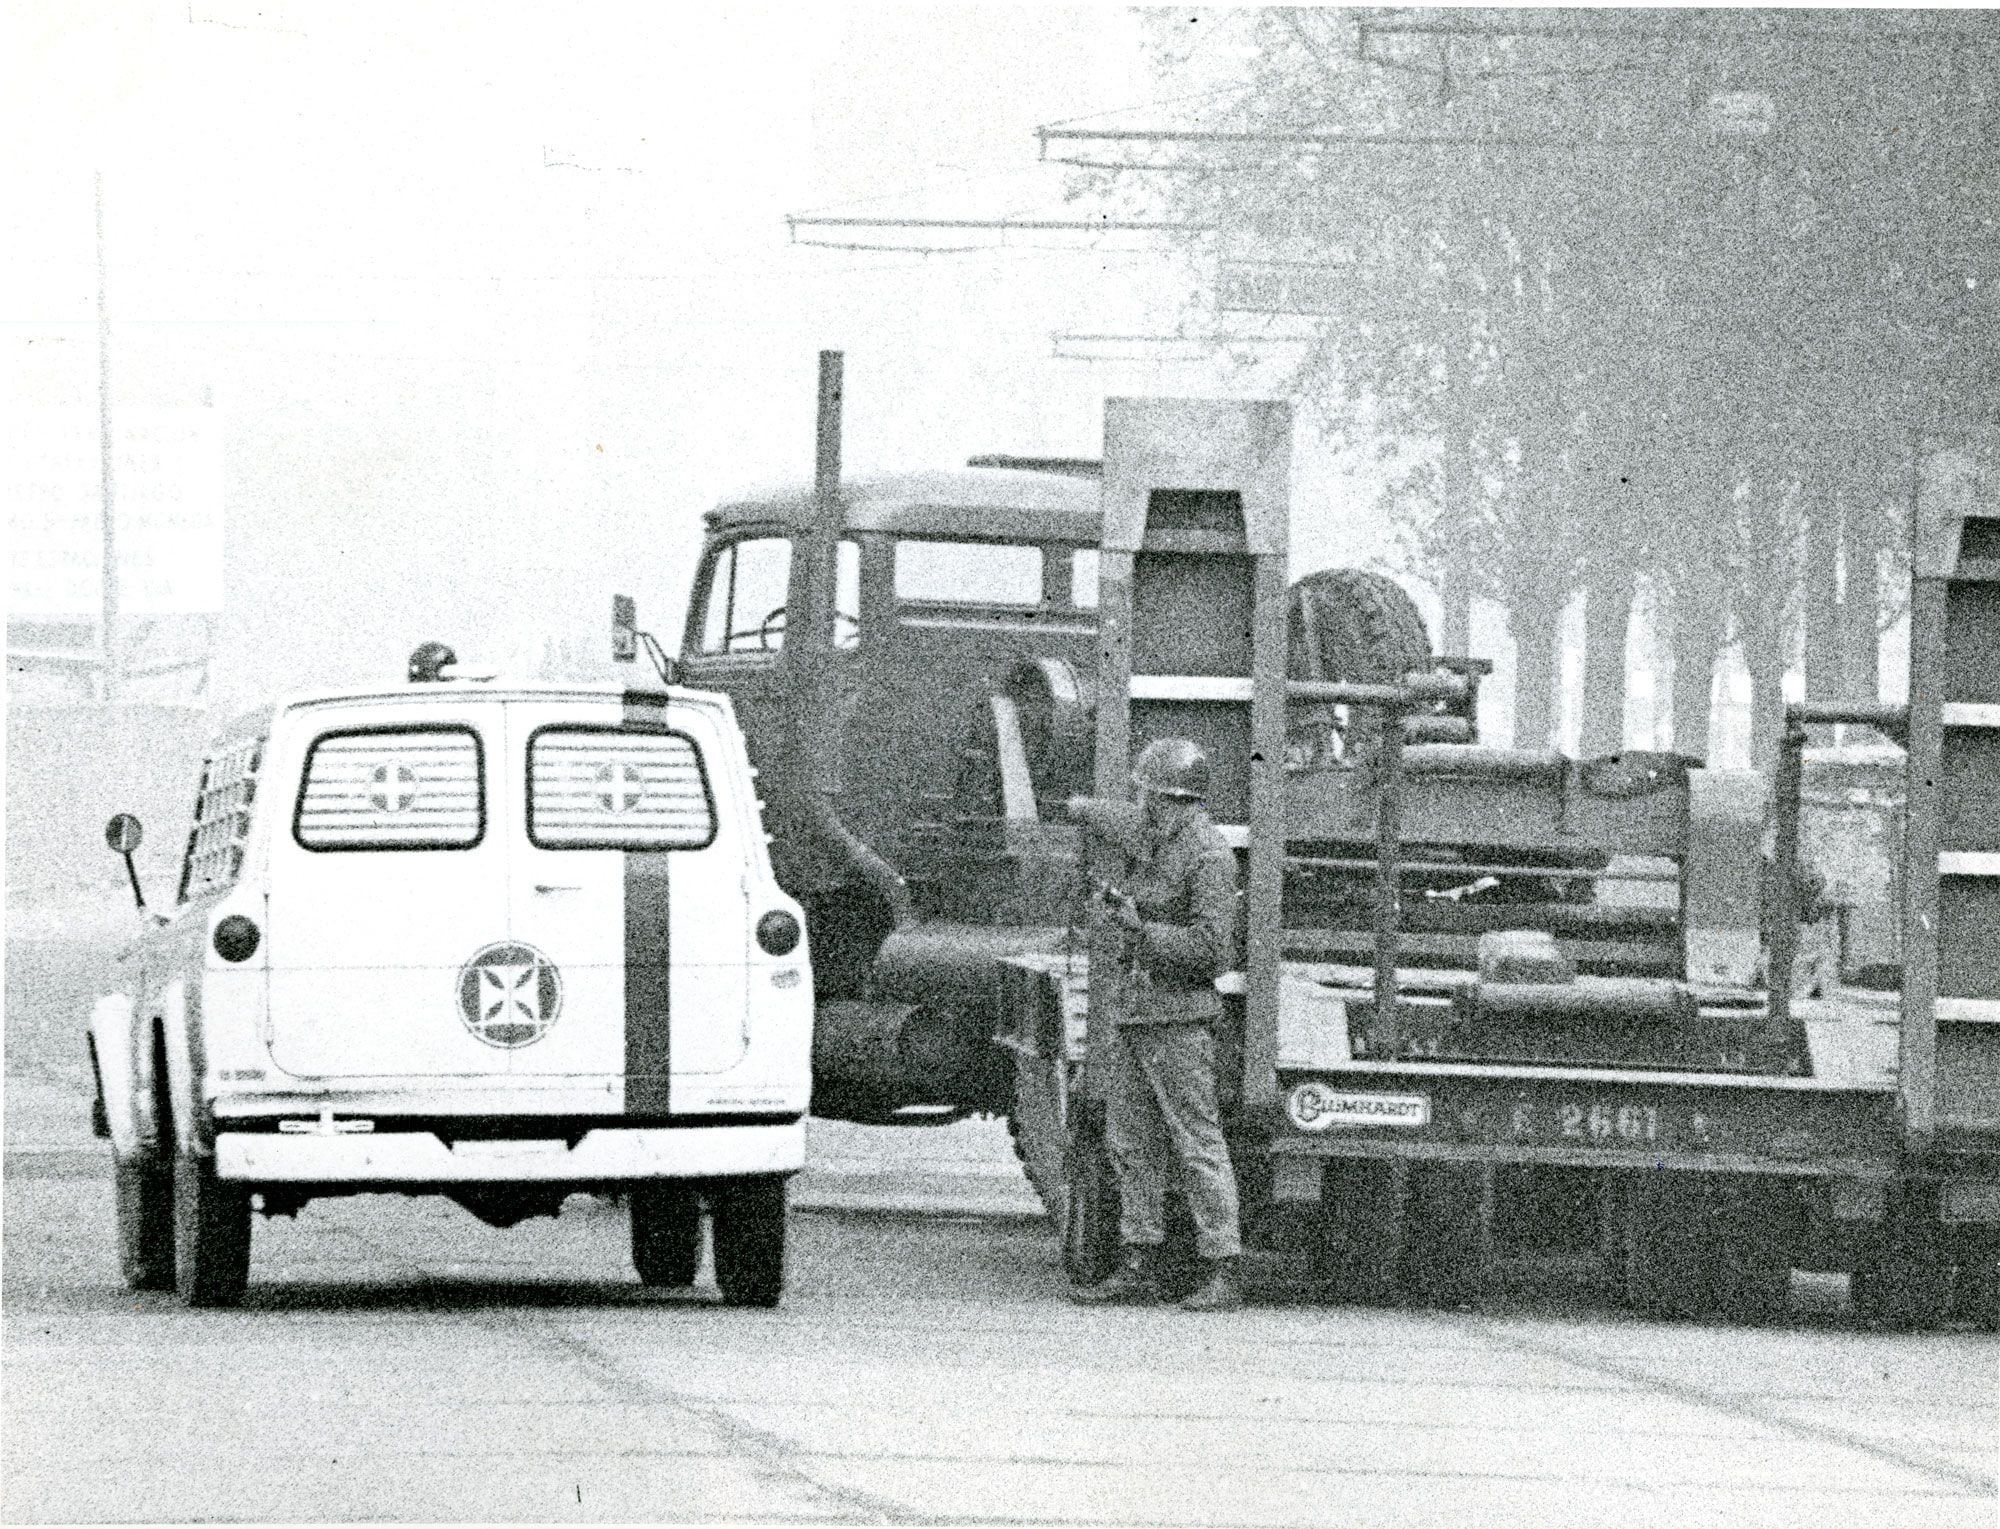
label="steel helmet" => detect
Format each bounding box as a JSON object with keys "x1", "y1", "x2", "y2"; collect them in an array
[{"x1": 1132, "y1": 737, "x2": 1209, "y2": 800}]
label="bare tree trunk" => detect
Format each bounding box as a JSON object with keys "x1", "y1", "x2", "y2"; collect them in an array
[
  {"x1": 1669, "y1": 587, "x2": 1721, "y2": 762},
  {"x1": 1839, "y1": 499, "x2": 1882, "y2": 705},
  {"x1": 1580, "y1": 561, "x2": 1634, "y2": 756},
  {"x1": 1440, "y1": 554, "x2": 1472, "y2": 656},
  {"x1": 1803, "y1": 491, "x2": 1841, "y2": 701},
  {"x1": 1741, "y1": 601, "x2": 1788, "y2": 775},
  {"x1": 1509, "y1": 587, "x2": 1562, "y2": 750},
  {"x1": 1438, "y1": 431, "x2": 1476, "y2": 655}
]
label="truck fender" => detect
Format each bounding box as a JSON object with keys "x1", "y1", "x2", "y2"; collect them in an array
[
  {"x1": 157, "y1": 977, "x2": 209, "y2": 1156},
  {"x1": 88, "y1": 993, "x2": 146, "y2": 1160}
]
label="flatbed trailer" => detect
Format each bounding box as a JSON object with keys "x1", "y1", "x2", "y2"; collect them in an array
[{"x1": 997, "y1": 402, "x2": 2000, "y2": 1329}]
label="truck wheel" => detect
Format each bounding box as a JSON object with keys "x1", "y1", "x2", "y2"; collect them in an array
[
  {"x1": 1061, "y1": 1124, "x2": 1121, "y2": 1287},
  {"x1": 1596, "y1": 1174, "x2": 1631, "y2": 1301},
  {"x1": 631, "y1": 1182, "x2": 703, "y2": 1288},
  {"x1": 1714, "y1": 1182, "x2": 1799, "y2": 1324},
  {"x1": 172, "y1": 1152, "x2": 251, "y2": 1309},
  {"x1": 114, "y1": 1155, "x2": 175, "y2": 1291},
  {"x1": 1287, "y1": 568, "x2": 1434, "y2": 767},
  {"x1": 1852, "y1": 1185, "x2": 1951, "y2": 1331},
  {"x1": 1008, "y1": 1050, "x2": 1072, "y2": 1227},
  {"x1": 1400, "y1": 1162, "x2": 1491, "y2": 1308},
  {"x1": 712, "y1": 1176, "x2": 786, "y2": 1308},
  {"x1": 1623, "y1": 1175, "x2": 1721, "y2": 1320},
  {"x1": 1307, "y1": 1160, "x2": 1402, "y2": 1305},
  {"x1": 1950, "y1": 1257, "x2": 2000, "y2": 1331}
]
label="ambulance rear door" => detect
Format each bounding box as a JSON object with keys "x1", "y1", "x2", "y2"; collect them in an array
[
  {"x1": 509, "y1": 696, "x2": 751, "y2": 1111},
  {"x1": 266, "y1": 702, "x2": 509, "y2": 1080}
]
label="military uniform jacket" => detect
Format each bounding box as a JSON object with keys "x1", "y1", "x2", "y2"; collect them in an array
[{"x1": 1076, "y1": 798, "x2": 1238, "y2": 1025}]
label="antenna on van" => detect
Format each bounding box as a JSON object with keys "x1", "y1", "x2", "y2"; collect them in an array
[{"x1": 612, "y1": 594, "x2": 679, "y2": 686}]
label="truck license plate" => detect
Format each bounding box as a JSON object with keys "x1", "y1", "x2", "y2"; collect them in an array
[
  {"x1": 1286, "y1": 1083, "x2": 1430, "y2": 1132},
  {"x1": 1507, "y1": 1098, "x2": 1673, "y2": 1147}
]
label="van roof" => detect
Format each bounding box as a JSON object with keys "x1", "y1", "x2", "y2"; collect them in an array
[
  {"x1": 210, "y1": 679, "x2": 731, "y2": 748},
  {"x1": 707, "y1": 466, "x2": 1101, "y2": 545}
]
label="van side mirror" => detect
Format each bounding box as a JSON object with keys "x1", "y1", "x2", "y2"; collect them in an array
[
  {"x1": 104, "y1": 814, "x2": 148, "y2": 912},
  {"x1": 612, "y1": 594, "x2": 638, "y2": 664},
  {"x1": 612, "y1": 594, "x2": 681, "y2": 687}
]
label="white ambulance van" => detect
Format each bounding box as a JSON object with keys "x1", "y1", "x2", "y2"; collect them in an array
[{"x1": 87, "y1": 651, "x2": 812, "y2": 1308}]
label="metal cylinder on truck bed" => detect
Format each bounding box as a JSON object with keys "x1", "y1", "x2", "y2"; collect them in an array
[
  {"x1": 871, "y1": 924, "x2": 1070, "y2": 1020},
  {"x1": 1452, "y1": 977, "x2": 1698, "y2": 1026}
]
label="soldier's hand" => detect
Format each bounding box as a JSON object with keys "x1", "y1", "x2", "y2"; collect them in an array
[{"x1": 1111, "y1": 894, "x2": 1143, "y2": 933}]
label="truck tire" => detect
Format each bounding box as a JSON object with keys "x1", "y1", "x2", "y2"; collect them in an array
[
  {"x1": 1286, "y1": 568, "x2": 1434, "y2": 768},
  {"x1": 1307, "y1": 1160, "x2": 1402, "y2": 1305},
  {"x1": 1061, "y1": 1123, "x2": 1121, "y2": 1287},
  {"x1": 1950, "y1": 1257, "x2": 1999, "y2": 1331},
  {"x1": 114, "y1": 1155, "x2": 175, "y2": 1291},
  {"x1": 1400, "y1": 1162, "x2": 1491, "y2": 1308},
  {"x1": 1596, "y1": 1173, "x2": 1631, "y2": 1301},
  {"x1": 1623, "y1": 1175, "x2": 1721, "y2": 1320},
  {"x1": 712, "y1": 1176, "x2": 786, "y2": 1308},
  {"x1": 631, "y1": 1182, "x2": 703, "y2": 1288},
  {"x1": 1852, "y1": 1185, "x2": 1951, "y2": 1331},
  {"x1": 172, "y1": 1152, "x2": 251, "y2": 1309},
  {"x1": 1713, "y1": 1182, "x2": 1799, "y2": 1324},
  {"x1": 1008, "y1": 1050, "x2": 1071, "y2": 1227}
]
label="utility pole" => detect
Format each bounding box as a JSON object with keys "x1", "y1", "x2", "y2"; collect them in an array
[{"x1": 97, "y1": 171, "x2": 119, "y2": 703}]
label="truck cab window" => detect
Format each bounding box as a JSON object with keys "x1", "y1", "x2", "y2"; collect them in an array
[
  {"x1": 699, "y1": 537, "x2": 793, "y2": 654},
  {"x1": 894, "y1": 539, "x2": 1043, "y2": 607},
  {"x1": 698, "y1": 536, "x2": 860, "y2": 653}
]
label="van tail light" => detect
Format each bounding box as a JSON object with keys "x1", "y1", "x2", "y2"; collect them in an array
[
  {"x1": 213, "y1": 915, "x2": 261, "y2": 963},
  {"x1": 756, "y1": 910, "x2": 802, "y2": 957}
]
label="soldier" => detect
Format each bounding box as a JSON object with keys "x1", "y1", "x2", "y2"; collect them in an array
[{"x1": 1067, "y1": 737, "x2": 1245, "y2": 1311}]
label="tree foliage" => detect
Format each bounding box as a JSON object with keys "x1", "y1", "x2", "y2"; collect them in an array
[{"x1": 1072, "y1": 8, "x2": 1997, "y2": 753}]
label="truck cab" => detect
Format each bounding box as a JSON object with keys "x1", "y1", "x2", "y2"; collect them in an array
[{"x1": 678, "y1": 468, "x2": 1104, "y2": 1031}]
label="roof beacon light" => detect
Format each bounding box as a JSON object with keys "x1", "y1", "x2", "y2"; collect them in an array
[{"x1": 408, "y1": 642, "x2": 458, "y2": 684}]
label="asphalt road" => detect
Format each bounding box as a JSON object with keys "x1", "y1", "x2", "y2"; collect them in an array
[{"x1": 4, "y1": 1144, "x2": 1995, "y2": 1528}]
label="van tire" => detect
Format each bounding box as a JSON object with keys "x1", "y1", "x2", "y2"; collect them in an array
[
  {"x1": 114, "y1": 1155, "x2": 175, "y2": 1291},
  {"x1": 712, "y1": 1176, "x2": 786, "y2": 1307},
  {"x1": 172, "y1": 1153, "x2": 251, "y2": 1308},
  {"x1": 631, "y1": 1182, "x2": 702, "y2": 1288}
]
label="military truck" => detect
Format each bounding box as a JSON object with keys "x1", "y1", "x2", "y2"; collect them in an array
[{"x1": 677, "y1": 356, "x2": 2000, "y2": 1326}]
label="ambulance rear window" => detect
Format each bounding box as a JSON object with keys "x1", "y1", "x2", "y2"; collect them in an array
[
  {"x1": 528, "y1": 726, "x2": 716, "y2": 850},
  {"x1": 294, "y1": 727, "x2": 484, "y2": 850}
]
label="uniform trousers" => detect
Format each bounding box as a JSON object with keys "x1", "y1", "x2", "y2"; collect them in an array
[{"x1": 1101, "y1": 1020, "x2": 1242, "y2": 1260}]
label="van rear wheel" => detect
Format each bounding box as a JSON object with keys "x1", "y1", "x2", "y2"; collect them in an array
[
  {"x1": 712, "y1": 1176, "x2": 787, "y2": 1308},
  {"x1": 631, "y1": 1182, "x2": 703, "y2": 1288},
  {"x1": 114, "y1": 1155, "x2": 175, "y2": 1291},
  {"x1": 172, "y1": 1153, "x2": 251, "y2": 1308}
]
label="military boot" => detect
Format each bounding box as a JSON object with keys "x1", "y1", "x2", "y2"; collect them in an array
[
  {"x1": 1070, "y1": 1246, "x2": 1163, "y2": 1305},
  {"x1": 1178, "y1": 1257, "x2": 1244, "y2": 1312}
]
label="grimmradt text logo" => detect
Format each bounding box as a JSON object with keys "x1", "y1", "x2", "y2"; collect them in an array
[{"x1": 457, "y1": 942, "x2": 563, "y2": 1048}]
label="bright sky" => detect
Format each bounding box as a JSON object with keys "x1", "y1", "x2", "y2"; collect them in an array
[{"x1": 6, "y1": 3, "x2": 1397, "y2": 713}]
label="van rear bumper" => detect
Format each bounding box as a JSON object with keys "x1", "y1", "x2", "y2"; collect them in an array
[{"x1": 213, "y1": 1123, "x2": 805, "y2": 1183}]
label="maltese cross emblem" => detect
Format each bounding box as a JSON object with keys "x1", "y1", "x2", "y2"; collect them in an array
[
  {"x1": 594, "y1": 760, "x2": 646, "y2": 813},
  {"x1": 456, "y1": 941, "x2": 562, "y2": 1048},
  {"x1": 369, "y1": 763, "x2": 420, "y2": 812}
]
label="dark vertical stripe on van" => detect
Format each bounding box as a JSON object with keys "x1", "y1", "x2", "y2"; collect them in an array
[{"x1": 623, "y1": 693, "x2": 672, "y2": 1114}]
